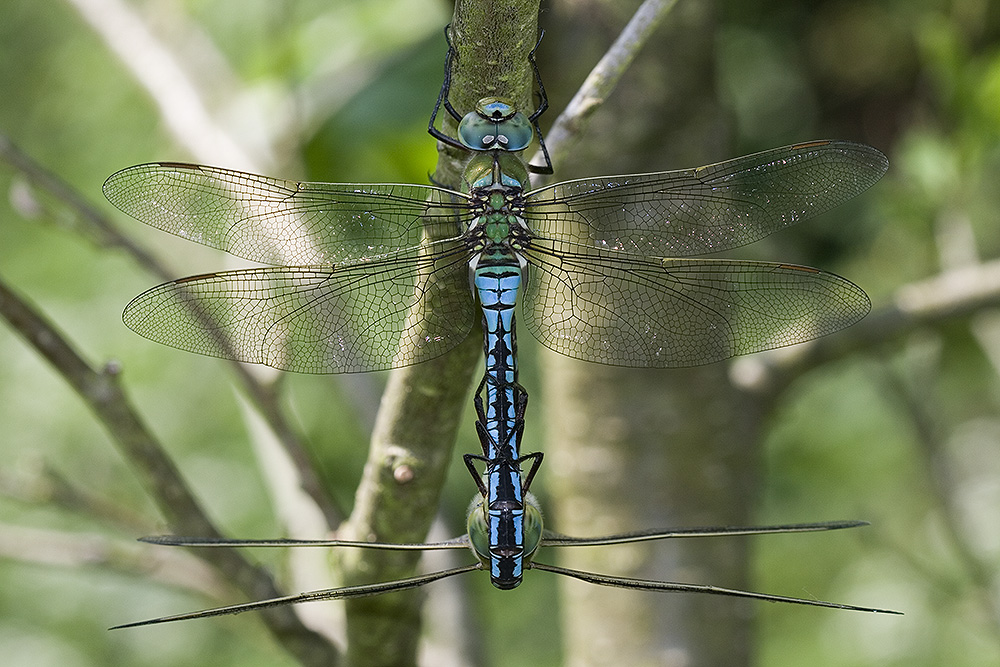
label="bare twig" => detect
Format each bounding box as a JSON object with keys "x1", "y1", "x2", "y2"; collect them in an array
[
  {"x1": 530, "y1": 0, "x2": 679, "y2": 173},
  {"x1": 232, "y1": 372, "x2": 344, "y2": 528},
  {"x1": 0, "y1": 274, "x2": 339, "y2": 666},
  {"x1": 0, "y1": 463, "x2": 152, "y2": 536},
  {"x1": 0, "y1": 133, "x2": 344, "y2": 528},
  {"x1": 0, "y1": 135, "x2": 170, "y2": 276},
  {"x1": 875, "y1": 362, "x2": 1000, "y2": 638},
  {"x1": 64, "y1": 0, "x2": 264, "y2": 169},
  {"x1": 731, "y1": 259, "x2": 1000, "y2": 394},
  {"x1": 728, "y1": 251, "x2": 1000, "y2": 639},
  {"x1": 236, "y1": 395, "x2": 344, "y2": 642},
  {"x1": 0, "y1": 522, "x2": 229, "y2": 600}
]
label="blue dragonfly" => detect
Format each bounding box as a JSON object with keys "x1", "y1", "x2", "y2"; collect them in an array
[
  {"x1": 110, "y1": 381, "x2": 898, "y2": 630},
  {"x1": 103, "y1": 38, "x2": 887, "y2": 592},
  {"x1": 103, "y1": 111, "x2": 887, "y2": 383}
]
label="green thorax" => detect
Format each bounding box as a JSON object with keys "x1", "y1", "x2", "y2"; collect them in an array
[
  {"x1": 462, "y1": 151, "x2": 530, "y2": 193},
  {"x1": 462, "y1": 152, "x2": 530, "y2": 260}
]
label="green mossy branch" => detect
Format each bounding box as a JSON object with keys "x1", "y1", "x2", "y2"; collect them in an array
[{"x1": 338, "y1": 2, "x2": 542, "y2": 666}]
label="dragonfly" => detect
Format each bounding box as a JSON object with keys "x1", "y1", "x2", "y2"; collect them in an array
[
  {"x1": 103, "y1": 35, "x2": 887, "y2": 595},
  {"x1": 103, "y1": 108, "x2": 887, "y2": 384},
  {"x1": 111, "y1": 381, "x2": 898, "y2": 630}
]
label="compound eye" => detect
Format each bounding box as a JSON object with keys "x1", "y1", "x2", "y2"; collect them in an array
[
  {"x1": 457, "y1": 98, "x2": 534, "y2": 152},
  {"x1": 457, "y1": 112, "x2": 494, "y2": 151},
  {"x1": 495, "y1": 113, "x2": 533, "y2": 152}
]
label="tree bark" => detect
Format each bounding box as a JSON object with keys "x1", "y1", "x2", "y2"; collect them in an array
[
  {"x1": 538, "y1": 1, "x2": 766, "y2": 665},
  {"x1": 339, "y1": 2, "x2": 543, "y2": 666}
]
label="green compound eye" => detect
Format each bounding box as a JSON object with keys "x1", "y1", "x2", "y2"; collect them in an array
[
  {"x1": 522, "y1": 501, "x2": 543, "y2": 558},
  {"x1": 466, "y1": 497, "x2": 490, "y2": 560}
]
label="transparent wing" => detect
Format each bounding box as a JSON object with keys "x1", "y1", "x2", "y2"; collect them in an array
[
  {"x1": 521, "y1": 242, "x2": 869, "y2": 368},
  {"x1": 111, "y1": 564, "x2": 482, "y2": 629},
  {"x1": 529, "y1": 562, "x2": 899, "y2": 615},
  {"x1": 524, "y1": 141, "x2": 887, "y2": 257},
  {"x1": 104, "y1": 162, "x2": 470, "y2": 265},
  {"x1": 122, "y1": 243, "x2": 474, "y2": 373}
]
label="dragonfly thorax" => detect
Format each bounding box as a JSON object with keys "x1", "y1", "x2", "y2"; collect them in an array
[
  {"x1": 463, "y1": 153, "x2": 531, "y2": 257},
  {"x1": 465, "y1": 202, "x2": 531, "y2": 259},
  {"x1": 457, "y1": 97, "x2": 534, "y2": 152},
  {"x1": 482, "y1": 214, "x2": 518, "y2": 245},
  {"x1": 463, "y1": 152, "x2": 529, "y2": 193}
]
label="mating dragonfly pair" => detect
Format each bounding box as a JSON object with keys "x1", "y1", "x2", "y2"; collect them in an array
[{"x1": 103, "y1": 31, "x2": 896, "y2": 628}]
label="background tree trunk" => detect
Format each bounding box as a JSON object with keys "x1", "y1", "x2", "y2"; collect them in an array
[
  {"x1": 544, "y1": 361, "x2": 763, "y2": 666},
  {"x1": 536, "y1": 2, "x2": 765, "y2": 665}
]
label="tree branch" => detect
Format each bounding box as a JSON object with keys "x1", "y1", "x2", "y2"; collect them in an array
[
  {"x1": 0, "y1": 522, "x2": 229, "y2": 601},
  {"x1": 732, "y1": 258, "x2": 1000, "y2": 396},
  {"x1": 0, "y1": 134, "x2": 170, "y2": 275},
  {"x1": 874, "y1": 362, "x2": 1000, "y2": 639},
  {"x1": 337, "y1": 2, "x2": 542, "y2": 665},
  {"x1": 0, "y1": 133, "x2": 344, "y2": 530},
  {"x1": 530, "y1": 0, "x2": 679, "y2": 174},
  {"x1": 0, "y1": 462, "x2": 152, "y2": 535},
  {"x1": 0, "y1": 274, "x2": 339, "y2": 666},
  {"x1": 64, "y1": 0, "x2": 264, "y2": 169}
]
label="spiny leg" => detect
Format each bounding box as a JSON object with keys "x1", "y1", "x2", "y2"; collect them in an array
[
  {"x1": 525, "y1": 30, "x2": 553, "y2": 174},
  {"x1": 428, "y1": 25, "x2": 467, "y2": 150}
]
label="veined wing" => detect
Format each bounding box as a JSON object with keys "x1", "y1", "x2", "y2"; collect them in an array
[
  {"x1": 521, "y1": 242, "x2": 869, "y2": 368},
  {"x1": 104, "y1": 162, "x2": 471, "y2": 266},
  {"x1": 523, "y1": 141, "x2": 887, "y2": 257},
  {"x1": 122, "y1": 242, "x2": 474, "y2": 373}
]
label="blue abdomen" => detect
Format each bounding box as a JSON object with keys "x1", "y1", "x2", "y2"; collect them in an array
[{"x1": 474, "y1": 263, "x2": 521, "y2": 461}]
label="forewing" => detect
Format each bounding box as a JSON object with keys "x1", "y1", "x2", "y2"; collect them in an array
[
  {"x1": 104, "y1": 162, "x2": 468, "y2": 265},
  {"x1": 524, "y1": 141, "x2": 887, "y2": 257}
]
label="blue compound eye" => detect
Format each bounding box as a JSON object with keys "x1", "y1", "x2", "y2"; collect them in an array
[{"x1": 457, "y1": 98, "x2": 534, "y2": 152}]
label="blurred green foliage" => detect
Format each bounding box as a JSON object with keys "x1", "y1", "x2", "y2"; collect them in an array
[{"x1": 2, "y1": 1, "x2": 1000, "y2": 666}]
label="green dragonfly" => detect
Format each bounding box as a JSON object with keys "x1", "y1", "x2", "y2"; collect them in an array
[{"x1": 110, "y1": 381, "x2": 898, "y2": 629}]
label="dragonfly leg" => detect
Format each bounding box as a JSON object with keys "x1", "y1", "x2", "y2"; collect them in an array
[
  {"x1": 512, "y1": 381, "x2": 529, "y2": 421},
  {"x1": 526, "y1": 30, "x2": 554, "y2": 175},
  {"x1": 463, "y1": 451, "x2": 490, "y2": 497},
  {"x1": 472, "y1": 412, "x2": 499, "y2": 457},
  {"x1": 520, "y1": 451, "x2": 544, "y2": 493},
  {"x1": 428, "y1": 25, "x2": 468, "y2": 151},
  {"x1": 472, "y1": 375, "x2": 490, "y2": 425},
  {"x1": 527, "y1": 30, "x2": 548, "y2": 121},
  {"x1": 474, "y1": 375, "x2": 529, "y2": 417},
  {"x1": 440, "y1": 25, "x2": 464, "y2": 121}
]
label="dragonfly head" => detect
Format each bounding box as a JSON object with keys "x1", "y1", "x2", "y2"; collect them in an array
[
  {"x1": 458, "y1": 97, "x2": 534, "y2": 153},
  {"x1": 467, "y1": 493, "x2": 544, "y2": 590}
]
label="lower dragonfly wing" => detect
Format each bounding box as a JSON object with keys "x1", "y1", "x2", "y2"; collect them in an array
[
  {"x1": 122, "y1": 243, "x2": 475, "y2": 373},
  {"x1": 521, "y1": 243, "x2": 869, "y2": 368}
]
